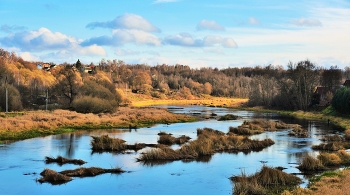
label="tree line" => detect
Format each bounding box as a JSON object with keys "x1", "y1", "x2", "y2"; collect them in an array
[{"x1": 1, "y1": 48, "x2": 349, "y2": 113}]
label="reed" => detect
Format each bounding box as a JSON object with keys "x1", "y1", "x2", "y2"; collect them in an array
[
  {"x1": 91, "y1": 135, "x2": 127, "y2": 151},
  {"x1": 297, "y1": 155, "x2": 326, "y2": 172},
  {"x1": 45, "y1": 156, "x2": 86, "y2": 165},
  {"x1": 157, "y1": 134, "x2": 191, "y2": 145},
  {"x1": 38, "y1": 169, "x2": 72, "y2": 184},
  {"x1": 231, "y1": 166, "x2": 302, "y2": 194}
]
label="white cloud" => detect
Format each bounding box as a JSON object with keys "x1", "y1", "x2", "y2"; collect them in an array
[
  {"x1": 0, "y1": 27, "x2": 76, "y2": 51},
  {"x1": 78, "y1": 44, "x2": 106, "y2": 56},
  {"x1": 112, "y1": 29, "x2": 162, "y2": 46},
  {"x1": 86, "y1": 14, "x2": 160, "y2": 32},
  {"x1": 204, "y1": 48, "x2": 224, "y2": 54},
  {"x1": 20, "y1": 52, "x2": 40, "y2": 61},
  {"x1": 196, "y1": 20, "x2": 225, "y2": 31},
  {"x1": 164, "y1": 33, "x2": 237, "y2": 48},
  {"x1": 289, "y1": 17, "x2": 322, "y2": 27}
]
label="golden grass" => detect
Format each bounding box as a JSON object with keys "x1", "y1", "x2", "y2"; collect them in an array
[
  {"x1": 91, "y1": 135, "x2": 127, "y2": 151},
  {"x1": 157, "y1": 134, "x2": 191, "y2": 145},
  {"x1": 130, "y1": 95, "x2": 248, "y2": 108},
  {"x1": 0, "y1": 107, "x2": 195, "y2": 141},
  {"x1": 283, "y1": 168, "x2": 350, "y2": 195},
  {"x1": 297, "y1": 155, "x2": 326, "y2": 172},
  {"x1": 231, "y1": 166, "x2": 302, "y2": 194},
  {"x1": 228, "y1": 119, "x2": 296, "y2": 136}
]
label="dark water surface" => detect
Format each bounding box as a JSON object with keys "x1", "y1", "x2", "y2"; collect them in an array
[{"x1": 0, "y1": 106, "x2": 343, "y2": 195}]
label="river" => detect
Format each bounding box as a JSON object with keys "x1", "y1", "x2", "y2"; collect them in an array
[{"x1": 0, "y1": 106, "x2": 343, "y2": 195}]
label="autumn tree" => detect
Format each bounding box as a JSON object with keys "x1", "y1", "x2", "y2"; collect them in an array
[{"x1": 320, "y1": 66, "x2": 342, "y2": 94}]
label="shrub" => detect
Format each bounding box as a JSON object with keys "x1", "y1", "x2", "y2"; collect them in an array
[
  {"x1": 71, "y1": 96, "x2": 118, "y2": 113},
  {"x1": 331, "y1": 87, "x2": 350, "y2": 115}
]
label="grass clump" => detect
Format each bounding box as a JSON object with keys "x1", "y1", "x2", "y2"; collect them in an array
[
  {"x1": 38, "y1": 167, "x2": 125, "y2": 185},
  {"x1": 45, "y1": 156, "x2": 86, "y2": 165},
  {"x1": 38, "y1": 169, "x2": 72, "y2": 185},
  {"x1": 157, "y1": 134, "x2": 191, "y2": 145},
  {"x1": 231, "y1": 166, "x2": 302, "y2": 194},
  {"x1": 91, "y1": 135, "x2": 127, "y2": 151},
  {"x1": 138, "y1": 127, "x2": 274, "y2": 162},
  {"x1": 297, "y1": 155, "x2": 326, "y2": 172},
  {"x1": 217, "y1": 114, "x2": 238, "y2": 121},
  {"x1": 229, "y1": 119, "x2": 296, "y2": 136}
]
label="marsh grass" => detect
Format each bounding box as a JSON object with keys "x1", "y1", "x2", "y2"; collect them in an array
[
  {"x1": 228, "y1": 119, "x2": 295, "y2": 136},
  {"x1": 312, "y1": 142, "x2": 345, "y2": 151},
  {"x1": 217, "y1": 114, "x2": 238, "y2": 121},
  {"x1": 38, "y1": 169, "x2": 72, "y2": 185},
  {"x1": 138, "y1": 128, "x2": 274, "y2": 162},
  {"x1": 45, "y1": 156, "x2": 86, "y2": 165},
  {"x1": 157, "y1": 134, "x2": 191, "y2": 145},
  {"x1": 91, "y1": 135, "x2": 127, "y2": 151},
  {"x1": 298, "y1": 155, "x2": 326, "y2": 172},
  {"x1": 38, "y1": 167, "x2": 125, "y2": 185},
  {"x1": 298, "y1": 151, "x2": 350, "y2": 173},
  {"x1": 231, "y1": 166, "x2": 302, "y2": 194}
]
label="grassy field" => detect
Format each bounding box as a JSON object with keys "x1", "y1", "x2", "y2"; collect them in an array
[{"x1": 0, "y1": 107, "x2": 195, "y2": 141}]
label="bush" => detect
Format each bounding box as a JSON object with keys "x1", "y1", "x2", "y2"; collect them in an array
[
  {"x1": 71, "y1": 96, "x2": 118, "y2": 113},
  {"x1": 331, "y1": 87, "x2": 350, "y2": 115},
  {"x1": 0, "y1": 84, "x2": 23, "y2": 111}
]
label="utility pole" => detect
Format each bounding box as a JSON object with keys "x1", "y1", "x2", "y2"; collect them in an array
[
  {"x1": 45, "y1": 88, "x2": 48, "y2": 111},
  {"x1": 5, "y1": 76, "x2": 8, "y2": 114}
]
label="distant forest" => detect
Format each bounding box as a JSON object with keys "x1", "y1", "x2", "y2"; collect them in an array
[{"x1": 0, "y1": 48, "x2": 349, "y2": 112}]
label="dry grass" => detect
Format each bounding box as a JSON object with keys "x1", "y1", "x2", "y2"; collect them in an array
[
  {"x1": 231, "y1": 166, "x2": 302, "y2": 194},
  {"x1": 130, "y1": 96, "x2": 248, "y2": 108},
  {"x1": 157, "y1": 134, "x2": 191, "y2": 145},
  {"x1": 91, "y1": 135, "x2": 127, "y2": 151},
  {"x1": 297, "y1": 155, "x2": 326, "y2": 172},
  {"x1": 298, "y1": 151, "x2": 350, "y2": 173},
  {"x1": 283, "y1": 168, "x2": 350, "y2": 195},
  {"x1": 38, "y1": 169, "x2": 72, "y2": 184},
  {"x1": 312, "y1": 142, "x2": 345, "y2": 151},
  {"x1": 228, "y1": 119, "x2": 295, "y2": 136},
  {"x1": 0, "y1": 107, "x2": 195, "y2": 141},
  {"x1": 45, "y1": 156, "x2": 86, "y2": 165},
  {"x1": 137, "y1": 128, "x2": 274, "y2": 162},
  {"x1": 288, "y1": 125, "x2": 309, "y2": 137},
  {"x1": 38, "y1": 167, "x2": 125, "y2": 184}
]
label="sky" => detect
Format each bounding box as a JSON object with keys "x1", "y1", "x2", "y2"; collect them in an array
[{"x1": 1, "y1": 0, "x2": 350, "y2": 69}]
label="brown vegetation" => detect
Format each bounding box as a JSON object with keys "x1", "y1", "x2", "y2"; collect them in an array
[
  {"x1": 228, "y1": 119, "x2": 296, "y2": 136},
  {"x1": 298, "y1": 151, "x2": 350, "y2": 172},
  {"x1": 157, "y1": 134, "x2": 191, "y2": 145},
  {"x1": 45, "y1": 156, "x2": 86, "y2": 165},
  {"x1": 137, "y1": 128, "x2": 274, "y2": 162},
  {"x1": 38, "y1": 167, "x2": 125, "y2": 184},
  {"x1": 0, "y1": 107, "x2": 194, "y2": 141},
  {"x1": 231, "y1": 166, "x2": 302, "y2": 194}
]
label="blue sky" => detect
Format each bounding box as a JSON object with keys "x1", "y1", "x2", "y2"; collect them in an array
[{"x1": 1, "y1": 0, "x2": 350, "y2": 69}]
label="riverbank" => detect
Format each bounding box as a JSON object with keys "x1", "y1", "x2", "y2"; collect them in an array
[{"x1": 0, "y1": 107, "x2": 195, "y2": 142}]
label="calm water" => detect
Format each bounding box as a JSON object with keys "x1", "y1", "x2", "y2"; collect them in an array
[{"x1": 0, "y1": 106, "x2": 343, "y2": 195}]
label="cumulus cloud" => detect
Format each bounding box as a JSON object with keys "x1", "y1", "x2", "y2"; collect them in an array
[
  {"x1": 196, "y1": 20, "x2": 225, "y2": 31},
  {"x1": 164, "y1": 33, "x2": 237, "y2": 48},
  {"x1": 20, "y1": 52, "x2": 40, "y2": 61},
  {"x1": 0, "y1": 27, "x2": 77, "y2": 51},
  {"x1": 86, "y1": 14, "x2": 160, "y2": 32},
  {"x1": 1, "y1": 25, "x2": 26, "y2": 33},
  {"x1": 289, "y1": 17, "x2": 322, "y2": 27},
  {"x1": 0, "y1": 27, "x2": 106, "y2": 59},
  {"x1": 82, "y1": 29, "x2": 162, "y2": 46}
]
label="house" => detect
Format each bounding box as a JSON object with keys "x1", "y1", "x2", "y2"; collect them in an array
[{"x1": 312, "y1": 86, "x2": 330, "y2": 106}]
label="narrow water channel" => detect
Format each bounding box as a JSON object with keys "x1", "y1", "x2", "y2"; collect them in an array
[{"x1": 0, "y1": 106, "x2": 342, "y2": 195}]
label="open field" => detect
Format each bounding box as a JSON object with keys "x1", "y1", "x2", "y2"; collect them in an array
[{"x1": 0, "y1": 107, "x2": 195, "y2": 141}]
